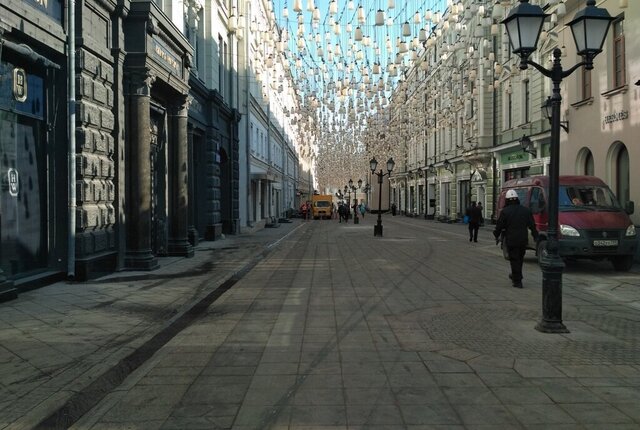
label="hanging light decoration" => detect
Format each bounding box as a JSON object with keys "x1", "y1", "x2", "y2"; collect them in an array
[
  {"x1": 354, "y1": 26, "x2": 363, "y2": 41},
  {"x1": 376, "y1": 10, "x2": 385, "y2": 26},
  {"x1": 293, "y1": 0, "x2": 302, "y2": 13},
  {"x1": 402, "y1": 21, "x2": 411, "y2": 37},
  {"x1": 357, "y1": 5, "x2": 365, "y2": 23},
  {"x1": 329, "y1": 0, "x2": 338, "y2": 15}
]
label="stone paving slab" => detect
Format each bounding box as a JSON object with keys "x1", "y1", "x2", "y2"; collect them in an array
[
  {"x1": 2, "y1": 215, "x2": 640, "y2": 429},
  {"x1": 0, "y1": 221, "x2": 304, "y2": 429}
]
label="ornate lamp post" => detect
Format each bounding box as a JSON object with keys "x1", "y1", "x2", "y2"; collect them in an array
[
  {"x1": 370, "y1": 157, "x2": 395, "y2": 237},
  {"x1": 502, "y1": 0, "x2": 613, "y2": 333}
]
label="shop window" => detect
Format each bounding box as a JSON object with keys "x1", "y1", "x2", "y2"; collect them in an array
[{"x1": 504, "y1": 167, "x2": 529, "y2": 182}]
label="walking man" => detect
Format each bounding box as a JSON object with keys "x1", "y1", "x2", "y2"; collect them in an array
[
  {"x1": 493, "y1": 190, "x2": 539, "y2": 288},
  {"x1": 468, "y1": 202, "x2": 482, "y2": 242}
]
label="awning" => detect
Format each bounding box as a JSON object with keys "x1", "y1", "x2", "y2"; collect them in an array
[
  {"x1": 250, "y1": 166, "x2": 277, "y2": 182},
  {"x1": 1, "y1": 40, "x2": 61, "y2": 69}
]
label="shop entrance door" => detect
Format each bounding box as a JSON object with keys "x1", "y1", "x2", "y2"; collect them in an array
[
  {"x1": 150, "y1": 107, "x2": 168, "y2": 255},
  {"x1": 0, "y1": 111, "x2": 48, "y2": 276}
]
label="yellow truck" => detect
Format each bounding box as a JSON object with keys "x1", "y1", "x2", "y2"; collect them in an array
[{"x1": 311, "y1": 194, "x2": 333, "y2": 219}]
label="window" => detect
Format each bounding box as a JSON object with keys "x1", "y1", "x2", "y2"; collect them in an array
[
  {"x1": 613, "y1": 18, "x2": 626, "y2": 88},
  {"x1": 504, "y1": 167, "x2": 529, "y2": 182},
  {"x1": 529, "y1": 187, "x2": 545, "y2": 213},
  {"x1": 616, "y1": 145, "x2": 629, "y2": 205},
  {"x1": 581, "y1": 66, "x2": 591, "y2": 100},
  {"x1": 504, "y1": 90, "x2": 513, "y2": 130},
  {"x1": 584, "y1": 150, "x2": 594, "y2": 176},
  {"x1": 218, "y1": 35, "x2": 225, "y2": 95},
  {"x1": 523, "y1": 80, "x2": 530, "y2": 124}
]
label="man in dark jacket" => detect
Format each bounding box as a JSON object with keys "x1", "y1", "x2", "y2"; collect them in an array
[
  {"x1": 493, "y1": 190, "x2": 539, "y2": 288},
  {"x1": 468, "y1": 202, "x2": 483, "y2": 242}
]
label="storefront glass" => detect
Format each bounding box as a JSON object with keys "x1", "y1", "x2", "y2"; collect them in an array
[{"x1": 0, "y1": 61, "x2": 48, "y2": 276}]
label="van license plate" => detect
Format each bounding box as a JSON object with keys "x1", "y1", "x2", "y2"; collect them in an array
[{"x1": 593, "y1": 239, "x2": 618, "y2": 247}]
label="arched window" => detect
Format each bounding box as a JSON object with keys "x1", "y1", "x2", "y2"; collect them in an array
[
  {"x1": 585, "y1": 150, "x2": 594, "y2": 176},
  {"x1": 576, "y1": 147, "x2": 594, "y2": 176},
  {"x1": 616, "y1": 146, "x2": 630, "y2": 205}
]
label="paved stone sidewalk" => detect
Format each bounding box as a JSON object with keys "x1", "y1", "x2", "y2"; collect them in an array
[
  {"x1": 62, "y1": 215, "x2": 640, "y2": 429},
  {"x1": 2, "y1": 215, "x2": 640, "y2": 429},
  {"x1": 0, "y1": 220, "x2": 305, "y2": 430}
]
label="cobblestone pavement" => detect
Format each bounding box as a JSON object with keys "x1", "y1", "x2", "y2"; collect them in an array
[{"x1": 2, "y1": 215, "x2": 640, "y2": 429}]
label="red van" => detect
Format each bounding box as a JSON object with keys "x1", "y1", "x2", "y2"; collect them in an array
[{"x1": 497, "y1": 176, "x2": 637, "y2": 271}]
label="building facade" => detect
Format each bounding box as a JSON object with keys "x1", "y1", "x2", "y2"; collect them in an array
[
  {"x1": 0, "y1": 0, "x2": 306, "y2": 301},
  {"x1": 387, "y1": 0, "x2": 639, "y2": 243}
]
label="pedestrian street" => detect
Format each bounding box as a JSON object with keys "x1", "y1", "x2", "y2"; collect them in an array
[{"x1": 68, "y1": 215, "x2": 640, "y2": 429}]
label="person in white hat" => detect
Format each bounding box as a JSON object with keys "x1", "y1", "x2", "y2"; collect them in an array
[{"x1": 493, "y1": 189, "x2": 539, "y2": 288}]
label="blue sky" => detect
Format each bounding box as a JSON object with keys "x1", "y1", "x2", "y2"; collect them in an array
[{"x1": 271, "y1": 0, "x2": 448, "y2": 114}]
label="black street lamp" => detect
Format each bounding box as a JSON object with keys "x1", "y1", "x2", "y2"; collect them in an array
[
  {"x1": 519, "y1": 134, "x2": 536, "y2": 156},
  {"x1": 370, "y1": 156, "x2": 395, "y2": 237},
  {"x1": 503, "y1": 0, "x2": 613, "y2": 334},
  {"x1": 344, "y1": 184, "x2": 350, "y2": 208}
]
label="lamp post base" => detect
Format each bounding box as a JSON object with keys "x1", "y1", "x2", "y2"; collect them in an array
[
  {"x1": 374, "y1": 224, "x2": 383, "y2": 236},
  {"x1": 535, "y1": 320, "x2": 569, "y2": 333},
  {"x1": 535, "y1": 252, "x2": 569, "y2": 333}
]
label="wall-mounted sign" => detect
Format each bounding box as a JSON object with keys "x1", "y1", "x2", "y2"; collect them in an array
[
  {"x1": 8, "y1": 168, "x2": 19, "y2": 197},
  {"x1": 13, "y1": 68, "x2": 27, "y2": 102},
  {"x1": 152, "y1": 40, "x2": 181, "y2": 73},
  {"x1": 602, "y1": 110, "x2": 629, "y2": 127},
  {"x1": 501, "y1": 150, "x2": 528, "y2": 164},
  {"x1": 26, "y1": 0, "x2": 63, "y2": 23}
]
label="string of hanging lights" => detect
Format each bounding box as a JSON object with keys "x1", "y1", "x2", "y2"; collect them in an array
[
  {"x1": 268, "y1": 0, "x2": 581, "y2": 192},
  {"x1": 270, "y1": 0, "x2": 451, "y2": 191}
]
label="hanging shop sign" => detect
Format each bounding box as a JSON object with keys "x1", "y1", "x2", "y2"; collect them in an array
[
  {"x1": 13, "y1": 68, "x2": 27, "y2": 102},
  {"x1": 8, "y1": 168, "x2": 19, "y2": 197}
]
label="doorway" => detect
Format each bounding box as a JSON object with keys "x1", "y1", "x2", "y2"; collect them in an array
[{"x1": 150, "y1": 105, "x2": 168, "y2": 255}]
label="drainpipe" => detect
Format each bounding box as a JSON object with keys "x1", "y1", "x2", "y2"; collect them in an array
[
  {"x1": 68, "y1": 0, "x2": 76, "y2": 279},
  {"x1": 491, "y1": 35, "x2": 498, "y2": 224},
  {"x1": 244, "y1": 2, "x2": 251, "y2": 226}
]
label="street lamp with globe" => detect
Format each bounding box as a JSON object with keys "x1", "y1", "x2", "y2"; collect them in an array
[
  {"x1": 370, "y1": 157, "x2": 395, "y2": 237},
  {"x1": 502, "y1": 0, "x2": 613, "y2": 333}
]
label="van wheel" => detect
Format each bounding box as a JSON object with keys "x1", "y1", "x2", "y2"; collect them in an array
[
  {"x1": 611, "y1": 255, "x2": 633, "y2": 272},
  {"x1": 536, "y1": 239, "x2": 547, "y2": 266}
]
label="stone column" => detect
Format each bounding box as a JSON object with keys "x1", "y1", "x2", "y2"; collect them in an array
[
  {"x1": 167, "y1": 95, "x2": 194, "y2": 257},
  {"x1": 257, "y1": 179, "x2": 262, "y2": 220},
  {"x1": 186, "y1": 124, "x2": 198, "y2": 246},
  {"x1": 124, "y1": 71, "x2": 158, "y2": 270}
]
